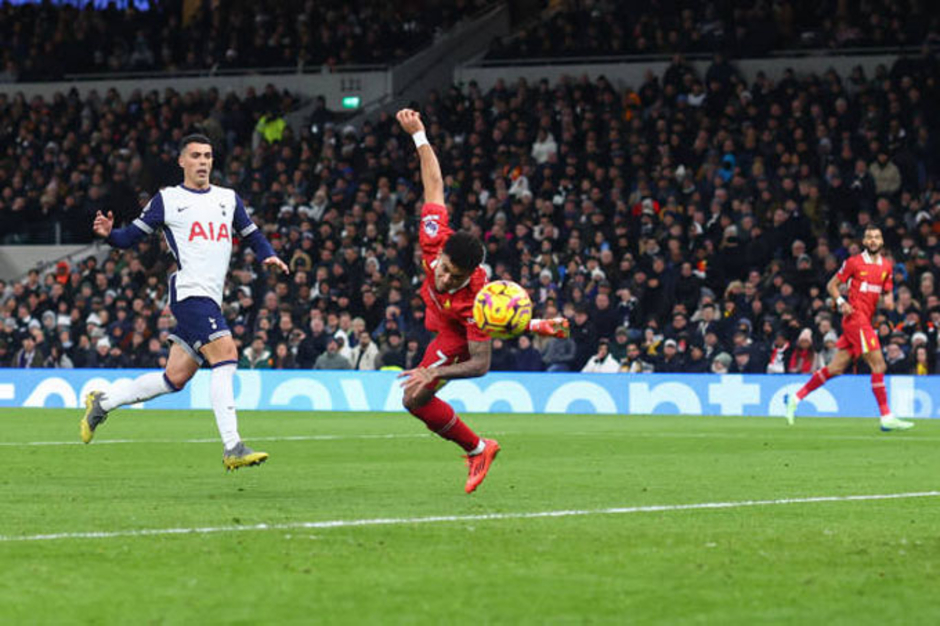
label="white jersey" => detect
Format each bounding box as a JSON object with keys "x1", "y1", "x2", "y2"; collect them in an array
[{"x1": 132, "y1": 184, "x2": 260, "y2": 306}]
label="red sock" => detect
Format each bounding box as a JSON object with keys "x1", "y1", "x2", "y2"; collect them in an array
[
  {"x1": 410, "y1": 397, "x2": 481, "y2": 452},
  {"x1": 797, "y1": 366, "x2": 832, "y2": 400},
  {"x1": 871, "y1": 372, "x2": 890, "y2": 417}
]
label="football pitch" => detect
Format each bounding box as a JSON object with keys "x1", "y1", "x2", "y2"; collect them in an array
[{"x1": 1, "y1": 409, "x2": 938, "y2": 625}]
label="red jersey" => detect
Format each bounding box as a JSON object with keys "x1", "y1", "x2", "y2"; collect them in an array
[
  {"x1": 836, "y1": 250, "x2": 893, "y2": 327},
  {"x1": 418, "y1": 203, "x2": 489, "y2": 342}
]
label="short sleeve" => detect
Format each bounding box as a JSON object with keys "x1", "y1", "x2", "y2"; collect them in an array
[
  {"x1": 466, "y1": 321, "x2": 491, "y2": 342},
  {"x1": 419, "y1": 202, "x2": 452, "y2": 258},
  {"x1": 233, "y1": 195, "x2": 258, "y2": 238},
  {"x1": 133, "y1": 193, "x2": 164, "y2": 234},
  {"x1": 836, "y1": 256, "x2": 854, "y2": 283}
]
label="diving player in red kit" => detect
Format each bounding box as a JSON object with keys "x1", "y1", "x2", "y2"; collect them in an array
[
  {"x1": 395, "y1": 109, "x2": 569, "y2": 493},
  {"x1": 785, "y1": 223, "x2": 913, "y2": 431}
]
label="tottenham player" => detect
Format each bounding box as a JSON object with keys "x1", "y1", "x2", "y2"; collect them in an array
[
  {"x1": 785, "y1": 224, "x2": 913, "y2": 431},
  {"x1": 82, "y1": 134, "x2": 290, "y2": 469},
  {"x1": 396, "y1": 109, "x2": 568, "y2": 493}
]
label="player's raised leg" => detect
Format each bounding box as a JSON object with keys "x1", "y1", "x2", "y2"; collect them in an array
[
  {"x1": 785, "y1": 349, "x2": 851, "y2": 425},
  {"x1": 80, "y1": 343, "x2": 194, "y2": 443},
  {"x1": 863, "y1": 348, "x2": 914, "y2": 431},
  {"x1": 403, "y1": 384, "x2": 500, "y2": 494},
  {"x1": 201, "y1": 335, "x2": 269, "y2": 470}
]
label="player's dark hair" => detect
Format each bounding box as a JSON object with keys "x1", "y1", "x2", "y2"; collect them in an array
[
  {"x1": 443, "y1": 230, "x2": 484, "y2": 271},
  {"x1": 864, "y1": 222, "x2": 882, "y2": 235},
  {"x1": 179, "y1": 133, "x2": 213, "y2": 154}
]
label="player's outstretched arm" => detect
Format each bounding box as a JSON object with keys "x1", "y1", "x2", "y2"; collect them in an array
[
  {"x1": 398, "y1": 339, "x2": 491, "y2": 393},
  {"x1": 233, "y1": 196, "x2": 289, "y2": 274},
  {"x1": 93, "y1": 210, "x2": 148, "y2": 249},
  {"x1": 396, "y1": 108, "x2": 444, "y2": 206}
]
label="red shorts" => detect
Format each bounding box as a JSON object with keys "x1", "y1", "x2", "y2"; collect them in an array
[
  {"x1": 419, "y1": 331, "x2": 470, "y2": 391},
  {"x1": 836, "y1": 321, "x2": 880, "y2": 359}
]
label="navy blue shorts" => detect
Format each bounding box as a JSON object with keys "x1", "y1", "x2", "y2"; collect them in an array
[{"x1": 169, "y1": 296, "x2": 231, "y2": 365}]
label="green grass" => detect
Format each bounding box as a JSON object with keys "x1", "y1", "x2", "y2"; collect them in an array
[{"x1": 1, "y1": 409, "x2": 938, "y2": 625}]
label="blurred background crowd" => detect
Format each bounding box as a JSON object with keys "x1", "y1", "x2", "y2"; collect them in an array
[
  {"x1": 1, "y1": 0, "x2": 938, "y2": 376},
  {"x1": 0, "y1": 0, "x2": 493, "y2": 81}
]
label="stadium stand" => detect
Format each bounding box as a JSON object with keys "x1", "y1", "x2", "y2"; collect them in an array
[
  {"x1": 1, "y1": 47, "x2": 939, "y2": 374},
  {"x1": 0, "y1": 0, "x2": 493, "y2": 81},
  {"x1": 485, "y1": 0, "x2": 940, "y2": 59}
]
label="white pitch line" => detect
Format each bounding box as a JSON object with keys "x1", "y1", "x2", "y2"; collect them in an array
[
  {"x1": 0, "y1": 433, "x2": 433, "y2": 447},
  {"x1": 2, "y1": 491, "x2": 937, "y2": 544}
]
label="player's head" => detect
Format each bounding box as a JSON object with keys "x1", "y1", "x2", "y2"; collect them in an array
[
  {"x1": 862, "y1": 223, "x2": 884, "y2": 255},
  {"x1": 436, "y1": 231, "x2": 484, "y2": 292},
  {"x1": 178, "y1": 134, "x2": 213, "y2": 189}
]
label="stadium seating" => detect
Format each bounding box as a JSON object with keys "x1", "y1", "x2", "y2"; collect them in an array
[
  {"x1": 485, "y1": 0, "x2": 940, "y2": 60},
  {"x1": 0, "y1": 49, "x2": 938, "y2": 375},
  {"x1": 0, "y1": 0, "x2": 493, "y2": 81}
]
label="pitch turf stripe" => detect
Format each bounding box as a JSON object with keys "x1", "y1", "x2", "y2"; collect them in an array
[
  {"x1": 2, "y1": 431, "x2": 936, "y2": 447},
  {"x1": 2, "y1": 491, "x2": 938, "y2": 544}
]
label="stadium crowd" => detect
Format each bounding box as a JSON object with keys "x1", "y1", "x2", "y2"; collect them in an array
[
  {"x1": 1, "y1": 48, "x2": 939, "y2": 375},
  {"x1": 0, "y1": 0, "x2": 491, "y2": 82},
  {"x1": 487, "y1": 0, "x2": 940, "y2": 59}
]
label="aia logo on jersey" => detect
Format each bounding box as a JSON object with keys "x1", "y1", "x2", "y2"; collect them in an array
[{"x1": 188, "y1": 222, "x2": 230, "y2": 242}]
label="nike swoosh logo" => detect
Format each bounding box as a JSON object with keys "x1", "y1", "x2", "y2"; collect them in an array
[{"x1": 178, "y1": 206, "x2": 189, "y2": 213}]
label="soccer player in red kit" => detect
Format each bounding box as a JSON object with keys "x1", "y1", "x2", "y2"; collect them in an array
[
  {"x1": 395, "y1": 108, "x2": 568, "y2": 493},
  {"x1": 785, "y1": 224, "x2": 913, "y2": 431}
]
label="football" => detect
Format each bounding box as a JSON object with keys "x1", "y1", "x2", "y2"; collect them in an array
[{"x1": 472, "y1": 280, "x2": 533, "y2": 339}]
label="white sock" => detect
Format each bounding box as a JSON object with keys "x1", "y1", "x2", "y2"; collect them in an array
[
  {"x1": 468, "y1": 439, "x2": 486, "y2": 456},
  {"x1": 100, "y1": 372, "x2": 174, "y2": 412},
  {"x1": 211, "y1": 362, "x2": 241, "y2": 449},
  {"x1": 880, "y1": 413, "x2": 894, "y2": 422}
]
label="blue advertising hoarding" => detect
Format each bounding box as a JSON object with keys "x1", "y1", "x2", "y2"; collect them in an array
[{"x1": 0, "y1": 369, "x2": 937, "y2": 419}]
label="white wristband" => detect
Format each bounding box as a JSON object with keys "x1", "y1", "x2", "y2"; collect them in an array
[
  {"x1": 412, "y1": 131, "x2": 429, "y2": 149},
  {"x1": 836, "y1": 296, "x2": 846, "y2": 307}
]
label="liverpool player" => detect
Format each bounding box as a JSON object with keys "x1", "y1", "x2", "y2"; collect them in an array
[
  {"x1": 395, "y1": 109, "x2": 568, "y2": 493},
  {"x1": 785, "y1": 224, "x2": 913, "y2": 431}
]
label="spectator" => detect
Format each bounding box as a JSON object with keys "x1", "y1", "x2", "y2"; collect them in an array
[
  {"x1": 884, "y1": 343, "x2": 910, "y2": 375},
  {"x1": 491, "y1": 338, "x2": 515, "y2": 371},
  {"x1": 730, "y1": 347, "x2": 762, "y2": 374},
  {"x1": 403, "y1": 337, "x2": 425, "y2": 371},
  {"x1": 683, "y1": 343, "x2": 710, "y2": 373},
  {"x1": 581, "y1": 339, "x2": 620, "y2": 373},
  {"x1": 711, "y1": 352, "x2": 733, "y2": 374},
  {"x1": 43, "y1": 343, "x2": 73, "y2": 369},
  {"x1": 868, "y1": 152, "x2": 902, "y2": 197},
  {"x1": 315, "y1": 337, "x2": 352, "y2": 370},
  {"x1": 272, "y1": 342, "x2": 296, "y2": 369},
  {"x1": 241, "y1": 336, "x2": 273, "y2": 369},
  {"x1": 787, "y1": 329, "x2": 819, "y2": 374},
  {"x1": 620, "y1": 342, "x2": 649, "y2": 373},
  {"x1": 297, "y1": 318, "x2": 329, "y2": 369},
  {"x1": 514, "y1": 335, "x2": 543, "y2": 372},
  {"x1": 542, "y1": 335, "x2": 577, "y2": 373},
  {"x1": 609, "y1": 327, "x2": 630, "y2": 362},
  {"x1": 349, "y1": 331, "x2": 380, "y2": 370},
  {"x1": 766, "y1": 331, "x2": 791, "y2": 374},
  {"x1": 912, "y1": 345, "x2": 932, "y2": 375},
  {"x1": 655, "y1": 339, "x2": 685, "y2": 373},
  {"x1": 819, "y1": 331, "x2": 839, "y2": 366},
  {"x1": 13, "y1": 334, "x2": 42, "y2": 368},
  {"x1": 378, "y1": 331, "x2": 405, "y2": 370},
  {"x1": 570, "y1": 305, "x2": 597, "y2": 370}
]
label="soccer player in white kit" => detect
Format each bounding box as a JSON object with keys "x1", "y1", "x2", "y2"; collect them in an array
[{"x1": 81, "y1": 134, "x2": 289, "y2": 470}]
